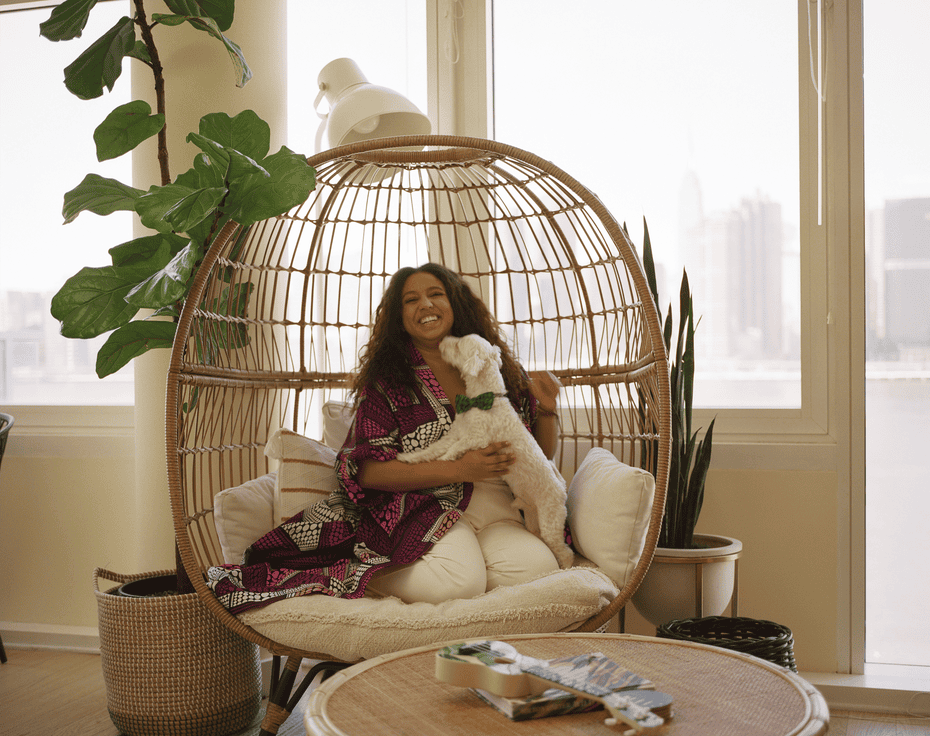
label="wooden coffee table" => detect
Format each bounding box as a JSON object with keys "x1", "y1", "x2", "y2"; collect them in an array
[{"x1": 304, "y1": 633, "x2": 829, "y2": 735}]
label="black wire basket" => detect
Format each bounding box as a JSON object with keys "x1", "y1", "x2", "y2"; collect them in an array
[
  {"x1": 657, "y1": 616, "x2": 797, "y2": 672},
  {"x1": 0, "y1": 413, "x2": 12, "y2": 471}
]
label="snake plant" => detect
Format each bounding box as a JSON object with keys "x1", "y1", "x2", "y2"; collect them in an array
[{"x1": 639, "y1": 219, "x2": 716, "y2": 549}]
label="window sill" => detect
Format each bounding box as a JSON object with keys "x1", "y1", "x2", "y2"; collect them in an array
[
  {"x1": 801, "y1": 668, "x2": 930, "y2": 715},
  {"x1": 2, "y1": 405, "x2": 134, "y2": 459},
  {"x1": 5, "y1": 405, "x2": 134, "y2": 433}
]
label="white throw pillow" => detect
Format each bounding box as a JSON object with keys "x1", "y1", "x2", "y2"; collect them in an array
[
  {"x1": 214, "y1": 473, "x2": 276, "y2": 564},
  {"x1": 322, "y1": 400, "x2": 355, "y2": 450},
  {"x1": 566, "y1": 448, "x2": 655, "y2": 587},
  {"x1": 264, "y1": 428, "x2": 339, "y2": 525}
]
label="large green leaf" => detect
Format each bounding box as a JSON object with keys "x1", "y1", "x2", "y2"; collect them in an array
[
  {"x1": 96, "y1": 319, "x2": 177, "y2": 378},
  {"x1": 224, "y1": 150, "x2": 270, "y2": 207},
  {"x1": 176, "y1": 153, "x2": 225, "y2": 191},
  {"x1": 127, "y1": 41, "x2": 152, "y2": 66},
  {"x1": 152, "y1": 14, "x2": 251, "y2": 87},
  {"x1": 171, "y1": 157, "x2": 231, "y2": 245},
  {"x1": 51, "y1": 240, "x2": 180, "y2": 339},
  {"x1": 39, "y1": 0, "x2": 100, "y2": 41},
  {"x1": 51, "y1": 266, "x2": 141, "y2": 339},
  {"x1": 163, "y1": 0, "x2": 236, "y2": 32},
  {"x1": 227, "y1": 146, "x2": 316, "y2": 225},
  {"x1": 197, "y1": 110, "x2": 269, "y2": 161},
  {"x1": 164, "y1": 186, "x2": 227, "y2": 233},
  {"x1": 63, "y1": 15, "x2": 135, "y2": 100},
  {"x1": 94, "y1": 100, "x2": 165, "y2": 161},
  {"x1": 135, "y1": 183, "x2": 196, "y2": 234},
  {"x1": 185, "y1": 132, "x2": 231, "y2": 173},
  {"x1": 125, "y1": 242, "x2": 203, "y2": 309},
  {"x1": 63, "y1": 174, "x2": 145, "y2": 224},
  {"x1": 109, "y1": 233, "x2": 188, "y2": 268}
]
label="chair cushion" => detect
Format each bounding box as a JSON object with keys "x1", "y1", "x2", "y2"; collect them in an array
[
  {"x1": 263, "y1": 428, "x2": 338, "y2": 525},
  {"x1": 565, "y1": 448, "x2": 655, "y2": 587},
  {"x1": 214, "y1": 473, "x2": 276, "y2": 564},
  {"x1": 214, "y1": 440, "x2": 636, "y2": 661},
  {"x1": 238, "y1": 564, "x2": 618, "y2": 662}
]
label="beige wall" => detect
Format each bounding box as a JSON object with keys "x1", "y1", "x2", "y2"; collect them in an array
[
  {"x1": 625, "y1": 468, "x2": 840, "y2": 673},
  {"x1": 0, "y1": 424, "x2": 136, "y2": 631}
]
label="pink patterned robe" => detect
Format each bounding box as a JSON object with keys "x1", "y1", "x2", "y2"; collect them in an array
[{"x1": 207, "y1": 342, "x2": 536, "y2": 615}]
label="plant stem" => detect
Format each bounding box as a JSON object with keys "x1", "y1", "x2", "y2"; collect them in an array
[{"x1": 133, "y1": 0, "x2": 170, "y2": 186}]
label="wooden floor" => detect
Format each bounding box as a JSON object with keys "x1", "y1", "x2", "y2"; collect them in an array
[
  {"x1": 0, "y1": 648, "x2": 308, "y2": 736},
  {"x1": 2, "y1": 647, "x2": 930, "y2": 735}
]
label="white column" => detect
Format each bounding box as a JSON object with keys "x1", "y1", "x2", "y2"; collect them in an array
[{"x1": 130, "y1": 0, "x2": 287, "y2": 571}]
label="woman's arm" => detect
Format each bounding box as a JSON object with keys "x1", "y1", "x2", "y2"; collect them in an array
[
  {"x1": 533, "y1": 410, "x2": 560, "y2": 460},
  {"x1": 357, "y1": 442, "x2": 516, "y2": 492},
  {"x1": 528, "y1": 370, "x2": 561, "y2": 460}
]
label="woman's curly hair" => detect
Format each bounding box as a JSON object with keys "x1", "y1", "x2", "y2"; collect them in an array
[{"x1": 352, "y1": 263, "x2": 528, "y2": 402}]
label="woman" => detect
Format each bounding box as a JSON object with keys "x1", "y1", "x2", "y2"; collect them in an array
[
  {"x1": 339, "y1": 263, "x2": 563, "y2": 603},
  {"x1": 207, "y1": 264, "x2": 564, "y2": 614}
]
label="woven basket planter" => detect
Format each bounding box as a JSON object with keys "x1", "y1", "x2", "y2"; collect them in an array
[
  {"x1": 94, "y1": 569, "x2": 261, "y2": 736},
  {"x1": 657, "y1": 615, "x2": 797, "y2": 672}
]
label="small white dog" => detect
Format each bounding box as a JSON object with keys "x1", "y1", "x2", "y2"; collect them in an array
[{"x1": 397, "y1": 334, "x2": 574, "y2": 568}]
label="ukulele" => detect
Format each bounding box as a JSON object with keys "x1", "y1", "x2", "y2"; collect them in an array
[{"x1": 435, "y1": 640, "x2": 672, "y2": 733}]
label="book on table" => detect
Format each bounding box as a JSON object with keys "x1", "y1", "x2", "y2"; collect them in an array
[{"x1": 470, "y1": 651, "x2": 654, "y2": 721}]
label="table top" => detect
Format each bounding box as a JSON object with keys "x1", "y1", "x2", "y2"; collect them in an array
[{"x1": 304, "y1": 633, "x2": 829, "y2": 736}]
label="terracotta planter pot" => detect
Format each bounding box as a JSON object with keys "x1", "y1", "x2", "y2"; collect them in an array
[{"x1": 631, "y1": 534, "x2": 742, "y2": 629}]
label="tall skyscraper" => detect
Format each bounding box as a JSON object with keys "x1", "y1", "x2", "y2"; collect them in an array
[
  {"x1": 681, "y1": 176, "x2": 785, "y2": 362},
  {"x1": 883, "y1": 197, "x2": 930, "y2": 346}
]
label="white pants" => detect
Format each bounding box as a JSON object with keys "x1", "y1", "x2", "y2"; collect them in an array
[{"x1": 366, "y1": 478, "x2": 560, "y2": 604}]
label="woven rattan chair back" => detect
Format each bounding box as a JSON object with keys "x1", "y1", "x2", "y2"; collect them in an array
[{"x1": 166, "y1": 135, "x2": 671, "y2": 662}]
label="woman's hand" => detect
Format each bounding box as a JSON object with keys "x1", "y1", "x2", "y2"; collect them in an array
[
  {"x1": 357, "y1": 443, "x2": 513, "y2": 492},
  {"x1": 528, "y1": 370, "x2": 561, "y2": 413},
  {"x1": 457, "y1": 442, "x2": 516, "y2": 481}
]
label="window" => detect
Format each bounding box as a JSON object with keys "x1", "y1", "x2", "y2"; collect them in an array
[
  {"x1": 864, "y1": 0, "x2": 930, "y2": 670},
  {"x1": 492, "y1": 0, "x2": 801, "y2": 410},
  {"x1": 0, "y1": 1, "x2": 134, "y2": 405}
]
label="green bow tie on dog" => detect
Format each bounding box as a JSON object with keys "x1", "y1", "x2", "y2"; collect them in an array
[{"x1": 455, "y1": 392, "x2": 496, "y2": 413}]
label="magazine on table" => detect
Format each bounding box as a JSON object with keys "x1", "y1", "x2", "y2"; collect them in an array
[{"x1": 470, "y1": 651, "x2": 655, "y2": 721}]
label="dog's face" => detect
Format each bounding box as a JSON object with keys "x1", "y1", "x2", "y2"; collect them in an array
[{"x1": 440, "y1": 334, "x2": 501, "y2": 378}]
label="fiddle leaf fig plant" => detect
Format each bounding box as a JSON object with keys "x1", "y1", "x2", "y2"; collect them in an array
[{"x1": 43, "y1": 0, "x2": 315, "y2": 378}]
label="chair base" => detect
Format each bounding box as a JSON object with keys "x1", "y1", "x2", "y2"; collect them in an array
[{"x1": 259, "y1": 656, "x2": 351, "y2": 736}]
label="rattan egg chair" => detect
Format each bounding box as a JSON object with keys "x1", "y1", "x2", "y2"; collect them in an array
[{"x1": 166, "y1": 135, "x2": 670, "y2": 734}]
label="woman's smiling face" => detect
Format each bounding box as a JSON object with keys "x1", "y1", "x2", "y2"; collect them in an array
[{"x1": 401, "y1": 271, "x2": 455, "y2": 349}]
